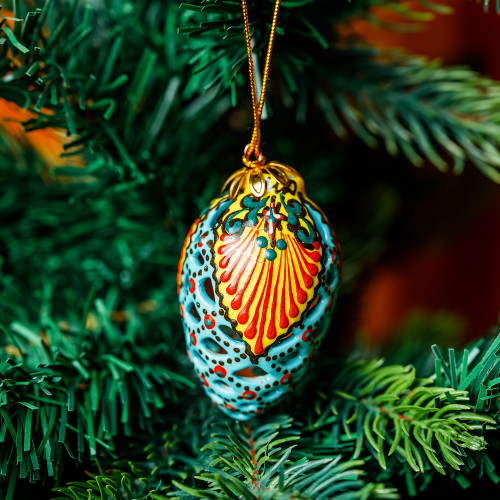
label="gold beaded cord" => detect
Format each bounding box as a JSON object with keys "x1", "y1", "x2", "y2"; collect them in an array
[
  {"x1": 241, "y1": 0, "x2": 282, "y2": 168},
  {"x1": 223, "y1": 0, "x2": 299, "y2": 198}
]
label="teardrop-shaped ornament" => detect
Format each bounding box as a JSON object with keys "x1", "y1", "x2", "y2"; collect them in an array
[{"x1": 177, "y1": 163, "x2": 341, "y2": 420}]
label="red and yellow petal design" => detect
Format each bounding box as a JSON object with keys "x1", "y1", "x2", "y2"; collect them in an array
[{"x1": 213, "y1": 193, "x2": 323, "y2": 360}]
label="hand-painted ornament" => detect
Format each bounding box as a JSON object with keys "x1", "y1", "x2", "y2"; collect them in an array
[{"x1": 177, "y1": 163, "x2": 342, "y2": 420}]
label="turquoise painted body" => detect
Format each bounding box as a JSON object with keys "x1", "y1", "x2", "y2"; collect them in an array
[{"x1": 178, "y1": 194, "x2": 341, "y2": 420}]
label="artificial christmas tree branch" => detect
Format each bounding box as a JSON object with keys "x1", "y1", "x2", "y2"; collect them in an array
[
  {"x1": 180, "y1": 3, "x2": 500, "y2": 182},
  {"x1": 0, "y1": 296, "x2": 194, "y2": 494},
  {"x1": 1, "y1": 1, "x2": 500, "y2": 184},
  {"x1": 1, "y1": 0, "x2": 500, "y2": 498},
  {"x1": 328, "y1": 360, "x2": 495, "y2": 475}
]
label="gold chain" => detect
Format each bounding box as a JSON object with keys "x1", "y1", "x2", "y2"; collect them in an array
[{"x1": 241, "y1": 0, "x2": 282, "y2": 169}]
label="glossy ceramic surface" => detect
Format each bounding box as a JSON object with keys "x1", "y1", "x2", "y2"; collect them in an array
[{"x1": 177, "y1": 167, "x2": 341, "y2": 420}]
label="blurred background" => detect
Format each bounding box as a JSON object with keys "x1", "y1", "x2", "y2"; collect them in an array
[
  {"x1": 348, "y1": 0, "x2": 500, "y2": 348},
  {"x1": 2, "y1": 1, "x2": 500, "y2": 497}
]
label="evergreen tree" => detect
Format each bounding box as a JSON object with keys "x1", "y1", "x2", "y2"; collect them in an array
[{"x1": 0, "y1": 0, "x2": 499, "y2": 498}]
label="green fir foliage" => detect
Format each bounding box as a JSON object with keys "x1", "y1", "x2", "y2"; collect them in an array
[
  {"x1": 0, "y1": 297, "x2": 193, "y2": 487},
  {"x1": 433, "y1": 332, "x2": 500, "y2": 422},
  {"x1": 52, "y1": 416, "x2": 400, "y2": 500},
  {"x1": 328, "y1": 360, "x2": 496, "y2": 476},
  {"x1": 52, "y1": 460, "x2": 170, "y2": 500},
  {"x1": 171, "y1": 428, "x2": 398, "y2": 499},
  {"x1": 0, "y1": 0, "x2": 500, "y2": 498},
  {"x1": 180, "y1": 0, "x2": 500, "y2": 182}
]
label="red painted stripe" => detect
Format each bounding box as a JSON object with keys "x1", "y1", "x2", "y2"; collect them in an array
[
  {"x1": 292, "y1": 237, "x2": 320, "y2": 277},
  {"x1": 218, "y1": 221, "x2": 257, "y2": 257},
  {"x1": 244, "y1": 259, "x2": 271, "y2": 346},
  {"x1": 237, "y1": 251, "x2": 266, "y2": 326},
  {"x1": 257, "y1": 259, "x2": 274, "y2": 348},
  {"x1": 231, "y1": 248, "x2": 261, "y2": 310},
  {"x1": 220, "y1": 231, "x2": 258, "y2": 283},
  {"x1": 279, "y1": 243, "x2": 289, "y2": 329},
  {"x1": 227, "y1": 239, "x2": 257, "y2": 295},
  {"x1": 290, "y1": 239, "x2": 307, "y2": 304},
  {"x1": 288, "y1": 236, "x2": 313, "y2": 288},
  {"x1": 286, "y1": 247, "x2": 299, "y2": 318}
]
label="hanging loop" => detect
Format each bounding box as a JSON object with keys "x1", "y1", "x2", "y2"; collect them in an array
[
  {"x1": 243, "y1": 143, "x2": 266, "y2": 169},
  {"x1": 241, "y1": 0, "x2": 282, "y2": 170}
]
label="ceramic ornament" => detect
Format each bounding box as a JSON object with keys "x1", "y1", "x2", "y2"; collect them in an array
[{"x1": 177, "y1": 164, "x2": 341, "y2": 420}]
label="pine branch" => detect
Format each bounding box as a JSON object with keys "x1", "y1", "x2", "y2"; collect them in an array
[
  {"x1": 179, "y1": 3, "x2": 500, "y2": 183},
  {"x1": 52, "y1": 460, "x2": 170, "y2": 500},
  {"x1": 3, "y1": 0, "x2": 499, "y2": 186},
  {"x1": 329, "y1": 360, "x2": 495, "y2": 474},
  {"x1": 49, "y1": 415, "x2": 399, "y2": 500},
  {"x1": 318, "y1": 49, "x2": 500, "y2": 183},
  {"x1": 432, "y1": 330, "x2": 500, "y2": 423},
  {"x1": 0, "y1": 296, "x2": 194, "y2": 495},
  {"x1": 170, "y1": 416, "x2": 399, "y2": 499},
  {"x1": 302, "y1": 357, "x2": 499, "y2": 496},
  {"x1": 0, "y1": 0, "x2": 229, "y2": 191},
  {"x1": 52, "y1": 406, "x2": 224, "y2": 500}
]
